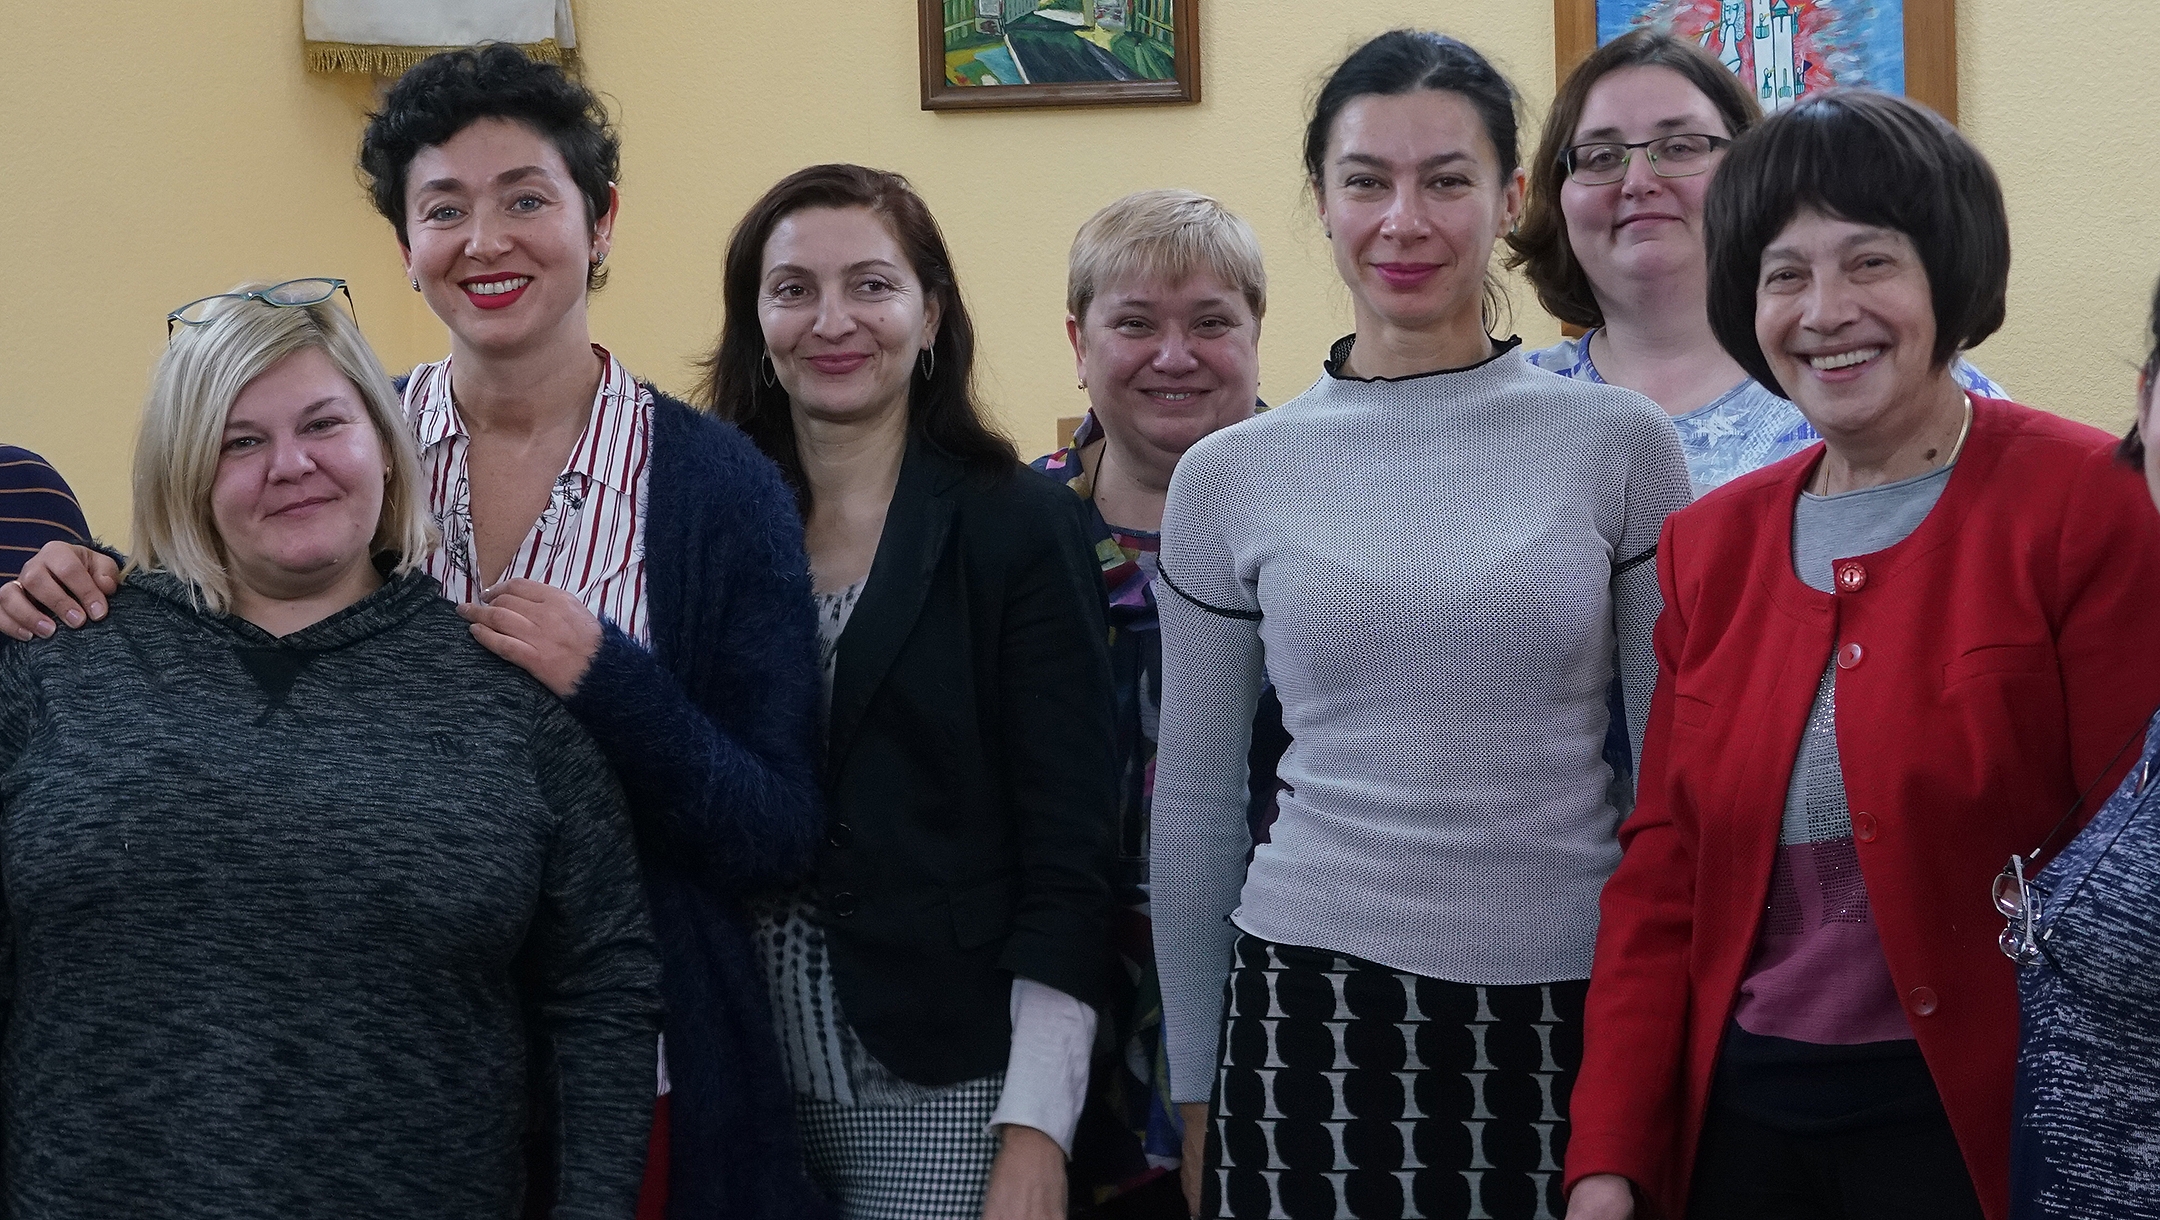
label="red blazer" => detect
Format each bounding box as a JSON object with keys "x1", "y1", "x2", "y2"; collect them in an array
[{"x1": 1565, "y1": 398, "x2": 2160, "y2": 1220}]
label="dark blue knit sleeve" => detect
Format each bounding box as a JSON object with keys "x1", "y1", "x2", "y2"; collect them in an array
[{"x1": 562, "y1": 402, "x2": 822, "y2": 891}]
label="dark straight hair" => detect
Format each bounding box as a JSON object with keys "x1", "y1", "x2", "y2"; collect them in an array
[
  {"x1": 1304, "y1": 30, "x2": 1523, "y2": 331},
  {"x1": 696, "y1": 164, "x2": 1015, "y2": 516},
  {"x1": 1703, "y1": 88, "x2": 2010, "y2": 396},
  {"x1": 2118, "y1": 272, "x2": 2160, "y2": 467},
  {"x1": 1507, "y1": 30, "x2": 1762, "y2": 328}
]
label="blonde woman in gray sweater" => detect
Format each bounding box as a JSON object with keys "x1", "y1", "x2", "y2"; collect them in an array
[{"x1": 1150, "y1": 32, "x2": 1691, "y2": 1220}]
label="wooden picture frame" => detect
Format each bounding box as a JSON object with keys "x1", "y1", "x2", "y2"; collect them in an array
[
  {"x1": 920, "y1": 0, "x2": 1199, "y2": 112},
  {"x1": 1554, "y1": 0, "x2": 1956, "y2": 126}
]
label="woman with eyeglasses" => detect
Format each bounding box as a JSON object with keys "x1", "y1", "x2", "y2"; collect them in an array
[
  {"x1": 1152, "y1": 31, "x2": 1692, "y2": 1220},
  {"x1": 1561, "y1": 92, "x2": 2160, "y2": 1220},
  {"x1": 1509, "y1": 31, "x2": 2002, "y2": 498},
  {"x1": 0, "y1": 285, "x2": 661, "y2": 1218},
  {"x1": 0, "y1": 46, "x2": 829, "y2": 1220},
  {"x1": 2008, "y1": 274, "x2": 2160, "y2": 1220}
]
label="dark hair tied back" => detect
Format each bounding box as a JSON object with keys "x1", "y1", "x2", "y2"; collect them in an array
[
  {"x1": 2119, "y1": 272, "x2": 2160, "y2": 467},
  {"x1": 1306, "y1": 31, "x2": 1522, "y2": 332},
  {"x1": 1703, "y1": 88, "x2": 2009, "y2": 397},
  {"x1": 1304, "y1": 30, "x2": 1521, "y2": 187},
  {"x1": 359, "y1": 44, "x2": 620, "y2": 292}
]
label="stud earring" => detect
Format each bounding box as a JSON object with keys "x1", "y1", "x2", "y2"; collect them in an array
[
  {"x1": 1077, "y1": 378, "x2": 1087, "y2": 391},
  {"x1": 410, "y1": 277, "x2": 420, "y2": 292}
]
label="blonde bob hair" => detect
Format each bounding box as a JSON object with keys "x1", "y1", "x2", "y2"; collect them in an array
[
  {"x1": 131, "y1": 286, "x2": 433, "y2": 612},
  {"x1": 1067, "y1": 189, "x2": 1268, "y2": 327}
]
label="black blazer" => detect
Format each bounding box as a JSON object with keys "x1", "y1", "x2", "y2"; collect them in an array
[{"x1": 818, "y1": 435, "x2": 1117, "y2": 1087}]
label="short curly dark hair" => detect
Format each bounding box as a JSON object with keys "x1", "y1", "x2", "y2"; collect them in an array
[{"x1": 358, "y1": 44, "x2": 620, "y2": 291}]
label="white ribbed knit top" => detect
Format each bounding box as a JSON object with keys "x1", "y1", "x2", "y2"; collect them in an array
[{"x1": 1149, "y1": 341, "x2": 1692, "y2": 1101}]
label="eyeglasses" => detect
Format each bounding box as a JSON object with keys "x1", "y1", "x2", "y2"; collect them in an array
[
  {"x1": 1561, "y1": 133, "x2": 1732, "y2": 186},
  {"x1": 1994, "y1": 725, "x2": 2156, "y2": 966},
  {"x1": 167, "y1": 278, "x2": 354, "y2": 338}
]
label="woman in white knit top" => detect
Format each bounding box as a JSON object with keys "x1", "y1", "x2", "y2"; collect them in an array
[{"x1": 1150, "y1": 31, "x2": 1692, "y2": 1220}]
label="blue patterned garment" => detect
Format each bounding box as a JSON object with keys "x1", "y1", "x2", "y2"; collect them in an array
[
  {"x1": 1524, "y1": 329, "x2": 2006, "y2": 496},
  {"x1": 2012, "y1": 708, "x2": 2160, "y2": 1219}
]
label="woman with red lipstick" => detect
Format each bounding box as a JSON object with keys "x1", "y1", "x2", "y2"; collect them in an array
[
  {"x1": 1149, "y1": 30, "x2": 1692, "y2": 1220},
  {"x1": 1561, "y1": 91, "x2": 2160, "y2": 1220},
  {"x1": 0, "y1": 45, "x2": 831, "y2": 1220},
  {"x1": 702, "y1": 164, "x2": 1116, "y2": 1220}
]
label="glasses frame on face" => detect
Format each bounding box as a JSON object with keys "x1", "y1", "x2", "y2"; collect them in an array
[
  {"x1": 1561, "y1": 133, "x2": 1733, "y2": 186},
  {"x1": 167, "y1": 278, "x2": 355, "y2": 339}
]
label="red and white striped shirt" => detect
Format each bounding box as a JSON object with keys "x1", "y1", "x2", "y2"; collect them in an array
[{"x1": 402, "y1": 346, "x2": 653, "y2": 645}]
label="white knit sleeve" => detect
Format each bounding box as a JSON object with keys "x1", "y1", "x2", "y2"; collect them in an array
[
  {"x1": 1614, "y1": 412, "x2": 1693, "y2": 768},
  {"x1": 1150, "y1": 440, "x2": 1267, "y2": 1104}
]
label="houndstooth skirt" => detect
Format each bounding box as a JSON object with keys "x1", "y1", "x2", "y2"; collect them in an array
[
  {"x1": 796, "y1": 1073, "x2": 1005, "y2": 1219},
  {"x1": 1202, "y1": 934, "x2": 1587, "y2": 1220}
]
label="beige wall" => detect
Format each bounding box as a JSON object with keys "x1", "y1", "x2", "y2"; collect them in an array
[{"x1": 6, "y1": 1, "x2": 2157, "y2": 536}]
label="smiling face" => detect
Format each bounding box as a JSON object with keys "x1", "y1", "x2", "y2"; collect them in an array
[
  {"x1": 1315, "y1": 89, "x2": 1524, "y2": 337},
  {"x1": 1070, "y1": 271, "x2": 1259, "y2": 463},
  {"x1": 1755, "y1": 208, "x2": 1952, "y2": 441},
  {"x1": 210, "y1": 346, "x2": 389, "y2": 604},
  {"x1": 1560, "y1": 65, "x2": 1732, "y2": 305},
  {"x1": 758, "y1": 205, "x2": 941, "y2": 430},
  {"x1": 402, "y1": 117, "x2": 614, "y2": 359}
]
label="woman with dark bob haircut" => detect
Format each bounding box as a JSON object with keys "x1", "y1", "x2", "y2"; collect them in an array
[
  {"x1": 0, "y1": 44, "x2": 833, "y2": 1220},
  {"x1": 703, "y1": 164, "x2": 1116, "y2": 1219},
  {"x1": 1564, "y1": 90, "x2": 2160, "y2": 1220},
  {"x1": 1152, "y1": 29, "x2": 1690, "y2": 1220},
  {"x1": 2008, "y1": 272, "x2": 2160, "y2": 1219}
]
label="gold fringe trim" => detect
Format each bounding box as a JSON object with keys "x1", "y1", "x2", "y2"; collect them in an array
[{"x1": 304, "y1": 39, "x2": 575, "y2": 77}]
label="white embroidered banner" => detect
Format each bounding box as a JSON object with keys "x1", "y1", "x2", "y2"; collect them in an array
[{"x1": 303, "y1": 0, "x2": 578, "y2": 75}]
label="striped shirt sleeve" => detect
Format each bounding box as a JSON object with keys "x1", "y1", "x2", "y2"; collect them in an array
[{"x1": 0, "y1": 446, "x2": 92, "y2": 583}]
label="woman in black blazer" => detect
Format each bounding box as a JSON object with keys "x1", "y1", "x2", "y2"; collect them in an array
[{"x1": 703, "y1": 163, "x2": 1116, "y2": 1220}]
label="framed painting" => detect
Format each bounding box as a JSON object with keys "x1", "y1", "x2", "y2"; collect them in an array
[
  {"x1": 919, "y1": 0, "x2": 1199, "y2": 111},
  {"x1": 1553, "y1": 0, "x2": 1956, "y2": 125}
]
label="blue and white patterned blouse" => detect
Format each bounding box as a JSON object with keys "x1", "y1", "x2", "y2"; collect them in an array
[
  {"x1": 1525, "y1": 329, "x2": 2006, "y2": 496},
  {"x1": 2013, "y1": 708, "x2": 2160, "y2": 1218}
]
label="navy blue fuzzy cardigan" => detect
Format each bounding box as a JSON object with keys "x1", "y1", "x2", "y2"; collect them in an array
[{"x1": 561, "y1": 390, "x2": 832, "y2": 1220}]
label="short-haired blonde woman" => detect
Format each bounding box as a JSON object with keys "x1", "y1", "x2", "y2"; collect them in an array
[
  {"x1": 1031, "y1": 189, "x2": 1283, "y2": 1215},
  {"x1": 0, "y1": 284, "x2": 662, "y2": 1218}
]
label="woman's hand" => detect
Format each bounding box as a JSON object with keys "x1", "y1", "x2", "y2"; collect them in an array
[
  {"x1": 982, "y1": 1124, "x2": 1066, "y2": 1220},
  {"x1": 458, "y1": 578, "x2": 604, "y2": 698},
  {"x1": 1565, "y1": 1174, "x2": 1636, "y2": 1220},
  {"x1": 1179, "y1": 1101, "x2": 1210, "y2": 1217},
  {"x1": 1, "y1": 541, "x2": 119, "y2": 640}
]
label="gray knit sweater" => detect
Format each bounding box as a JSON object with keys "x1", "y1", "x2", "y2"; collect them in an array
[
  {"x1": 0, "y1": 567, "x2": 661, "y2": 1219},
  {"x1": 1150, "y1": 341, "x2": 1692, "y2": 1100}
]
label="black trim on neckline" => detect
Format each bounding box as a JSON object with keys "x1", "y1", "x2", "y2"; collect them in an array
[{"x1": 1324, "y1": 334, "x2": 1524, "y2": 382}]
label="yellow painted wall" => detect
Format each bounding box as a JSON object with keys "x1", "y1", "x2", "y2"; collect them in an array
[{"x1": 6, "y1": 1, "x2": 2157, "y2": 536}]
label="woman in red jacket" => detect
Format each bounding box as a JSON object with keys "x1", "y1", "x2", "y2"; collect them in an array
[{"x1": 1563, "y1": 90, "x2": 2160, "y2": 1220}]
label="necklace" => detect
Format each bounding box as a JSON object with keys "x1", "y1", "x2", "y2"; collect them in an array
[{"x1": 1812, "y1": 394, "x2": 1974, "y2": 495}]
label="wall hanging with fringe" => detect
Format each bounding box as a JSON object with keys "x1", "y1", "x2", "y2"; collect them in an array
[{"x1": 303, "y1": 0, "x2": 578, "y2": 77}]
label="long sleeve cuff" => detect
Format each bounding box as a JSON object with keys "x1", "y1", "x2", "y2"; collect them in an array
[{"x1": 985, "y1": 977, "x2": 1097, "y2": 1156}]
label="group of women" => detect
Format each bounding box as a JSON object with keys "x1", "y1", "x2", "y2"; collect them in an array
[{"x1": 0, "y1": 24, "x2": 2156, "y2": 1220}]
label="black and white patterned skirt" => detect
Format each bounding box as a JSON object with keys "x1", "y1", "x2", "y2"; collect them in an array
[{"x1": 1201, "y1": 934, "x2": 1586, "y2": 1220}]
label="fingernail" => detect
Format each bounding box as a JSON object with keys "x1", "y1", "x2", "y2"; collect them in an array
[
  {"x1": 89, "y1": 601, "x2": 105, "y2": 619},
  {"x1": 63, "y1": 610, "x2": 83, "y2": 627},
  {"x1": 35, "y1": 620, "x2": 54, "y2": 638}
]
